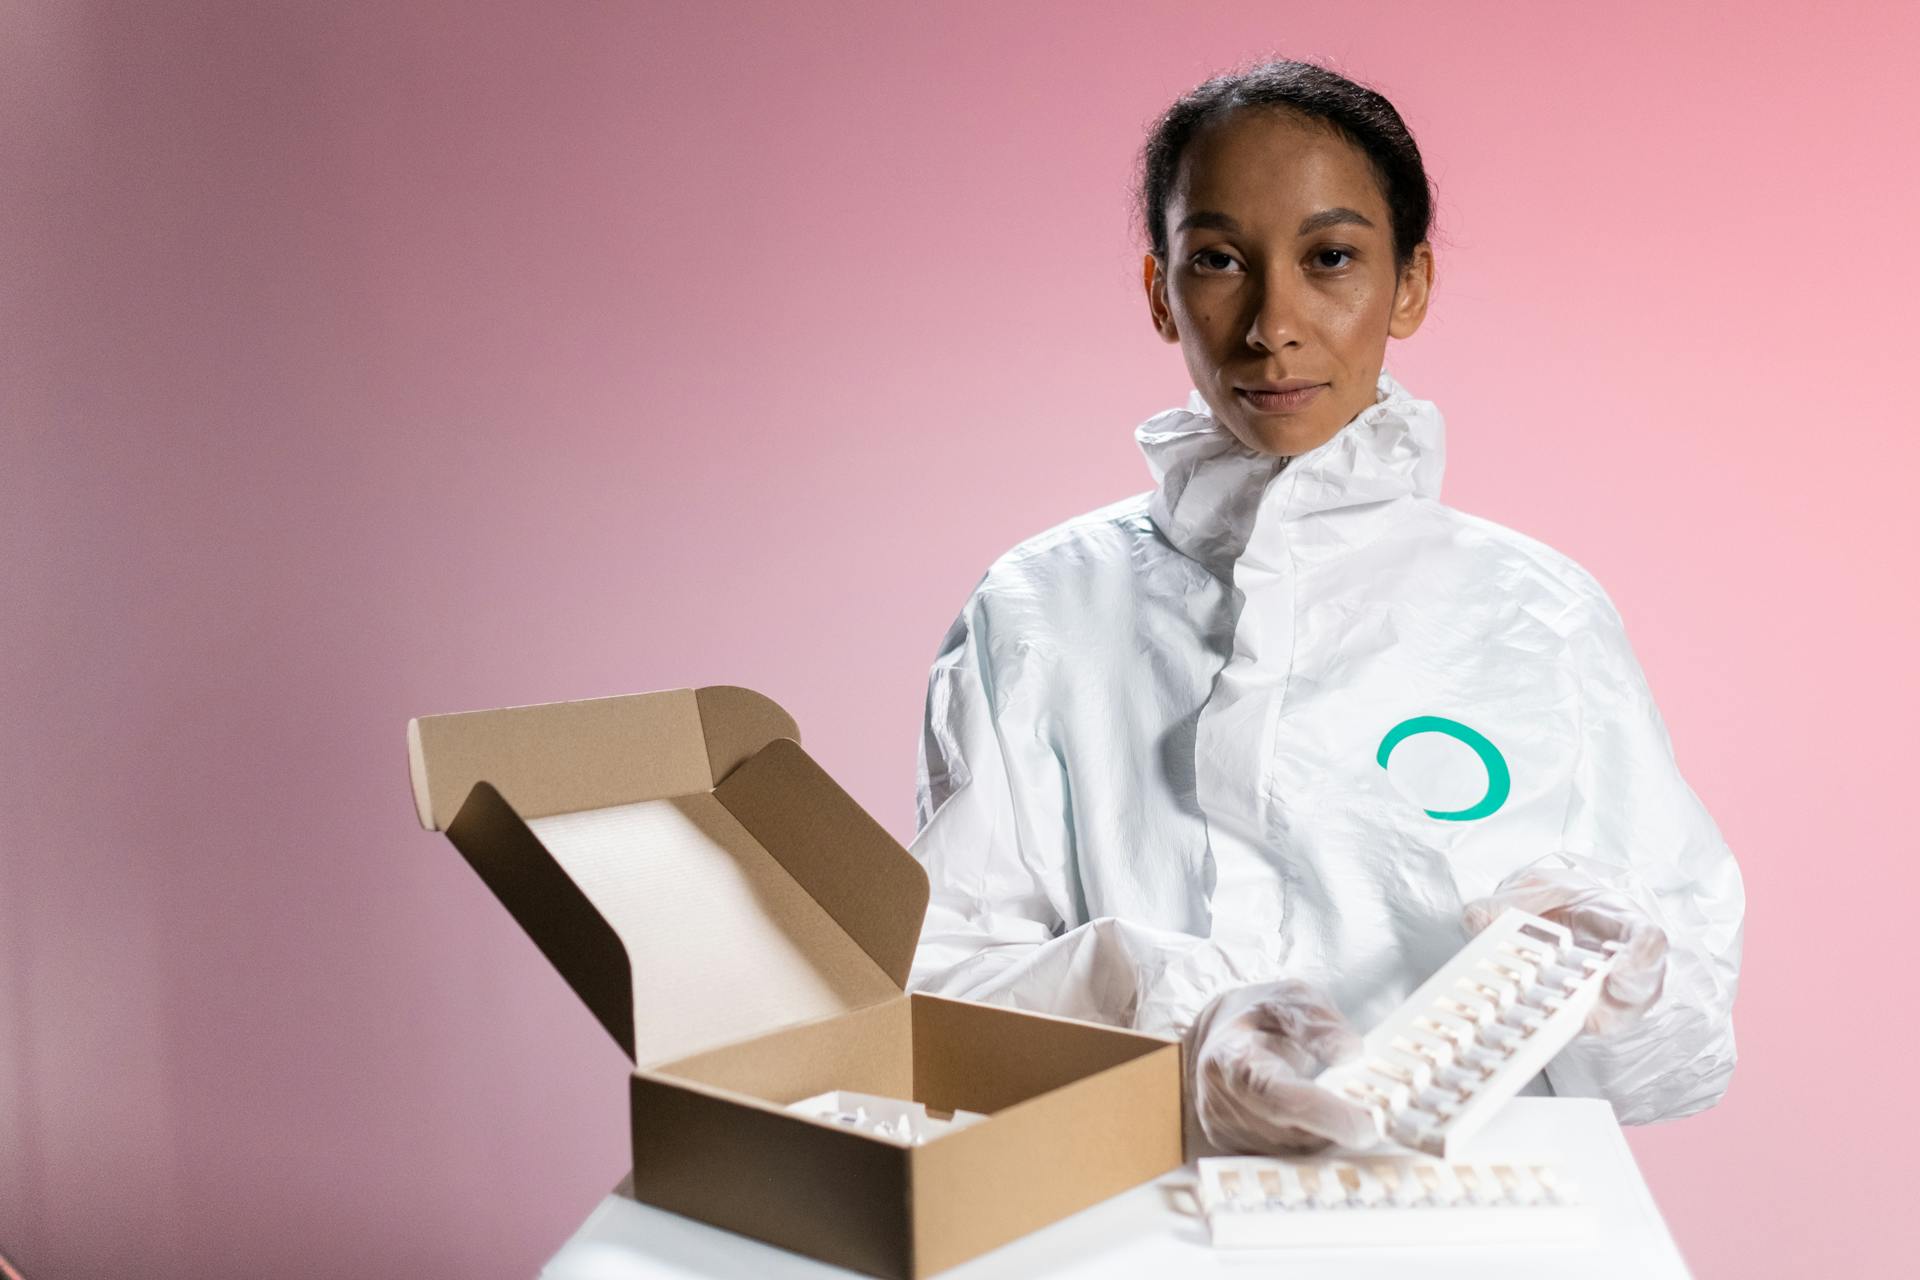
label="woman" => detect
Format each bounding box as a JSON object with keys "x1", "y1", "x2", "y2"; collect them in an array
[{"x1": 903, "y1": 59, "x2": 1744, "y2": 1155}]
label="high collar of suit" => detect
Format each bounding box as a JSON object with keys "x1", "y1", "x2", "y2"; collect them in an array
[{"x1": 1136, "y1": 368, "x2": 1447, "y2": 577}]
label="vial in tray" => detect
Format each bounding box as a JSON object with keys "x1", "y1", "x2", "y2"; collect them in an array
[
  {"x1": 1316, "y1": 909, "x2": 1622, "y2": 1157},
  {"x1": 1198, "y1": 1154, "x2": 1593, "y2": 1248}
]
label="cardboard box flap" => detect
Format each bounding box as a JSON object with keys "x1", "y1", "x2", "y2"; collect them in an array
[
  {"x1": 407, "y1": 685, "x2": 799, "y2": 831},
  {"x1": 444, "y1": 781, "x2": 642, "y2": 1054},
  {"x1": 691, "y1": 684, "x2": 805, "y2": 788},
  {"x1": 419, "y1": 688, "x2": 928, "y2": 1066},
  {"x1": 519, "y1": 784, "x2": 904, "y2": 1066},
  {"x1": 714, "y1": 738, "x2": 929, "y2": 991}
]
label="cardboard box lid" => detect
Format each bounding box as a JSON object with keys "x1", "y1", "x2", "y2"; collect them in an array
[{"x1": 406, "y1": 686, "x2": 931, "y2": 1067}]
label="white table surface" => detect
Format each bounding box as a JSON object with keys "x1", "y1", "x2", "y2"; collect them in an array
[{"x1": 542, "y1": 1098, "x2": 1691, "y2": 1279}]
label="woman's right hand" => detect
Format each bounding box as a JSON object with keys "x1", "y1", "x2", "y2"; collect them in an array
[{"x1": 1183, "y1": 978, "x2": 1380, "y2": 1154}]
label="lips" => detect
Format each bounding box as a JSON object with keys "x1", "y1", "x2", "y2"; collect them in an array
[{"x1": 1236, "y1": 382, "x2": 1327, "y2": 413}]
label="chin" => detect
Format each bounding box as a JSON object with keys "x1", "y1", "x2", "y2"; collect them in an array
[{"x1": 1238, "y1": 419, "x2": 1324, "y2": 458}]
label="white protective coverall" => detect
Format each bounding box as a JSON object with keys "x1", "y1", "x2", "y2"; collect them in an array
[{"x1": 906, "y1": 369, "x2": 1743, "y2": 1123}]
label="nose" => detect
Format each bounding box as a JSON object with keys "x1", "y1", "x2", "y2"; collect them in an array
[{"x1": 1245, "y1": 270, "x2": 1303, "y2": 352}]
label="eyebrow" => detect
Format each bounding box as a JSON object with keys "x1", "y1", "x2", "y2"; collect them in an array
[{"x1": 1175, "y1": 206, "x2": 1377, "y2": 236}]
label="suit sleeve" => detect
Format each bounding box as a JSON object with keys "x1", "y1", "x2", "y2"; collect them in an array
[
  {"x1": 1542, "y1": 591, "x2": 1746, "y2": 1122},
  {"x1": 905, "y1": 594, "x2": 1067, "y2": 999},
  {"x1": 905, "y1": 590, "x2": 1260, "y2": 1037}
]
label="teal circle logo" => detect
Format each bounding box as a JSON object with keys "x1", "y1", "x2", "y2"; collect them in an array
[{"x1": 1376, "y1": 716, "x2": 1510, "y2": 822}]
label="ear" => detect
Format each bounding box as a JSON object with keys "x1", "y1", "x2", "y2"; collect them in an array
[
  {"x1": 1388, "y1": 242, "x2": 1434, "y2": 340},
  {"x1": 1144, "y1": 253, "x2": 1179, "y2": 343}
]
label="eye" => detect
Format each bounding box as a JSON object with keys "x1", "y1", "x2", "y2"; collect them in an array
[
  {"x1": 1190, "y1": 248, "x2": 1244, "y2": 274},
  {"x1": 1311, "y1": 246, "x2": 1356, "y2": 270}
]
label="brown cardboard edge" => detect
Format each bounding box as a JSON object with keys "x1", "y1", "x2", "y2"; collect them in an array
[
  {"x1": 906, "y1": 1042, "x2": 1185, "y2": 1275},
  {"x1": 414, "y1": 691, "x2": 921, "y2": 1067},
  {"x1": 406, "y1": 688, "x2": 712, "y2": 830},
  {"x1": 966, "y1": 1037, "x2": 1184, "y2": 1137},
  {"x1": 633, "y1": 1049, "x2": 878, "y2": 1122},
  {"x1": 908, "y1": 993, "x2": 1174, "y2": 1115},
  {"x1": 638, "y1": 994, "x2": 1170, "y2": 1159},
  {"x1": 714, "y1": 739, "x2": 930, "y2": 989},
  {"x1": 406, "y1": 716, "x2": 433, "y2": 829},
  {"x1": 693, "y1": 684, "x2": 801, "y2": 784},
  {"x1": 630, "y1": 999, "x2": 1181, "y2": 1278},
  {"x1": 408, "y1": 685, "x2": 801, "y2": 832},
  {"x1": 445, "y1": 780, "x2": 637, "y2": 1058},
  {"x1": 907, "y1": 990, "x2": 1176, "y2": 1046},
  {"x1": 651, "y1": 996, "x2": 913, "y2": 1101},
  {"x1": 629, "y1": 1069, "x2": 917, "y2": 1280}
]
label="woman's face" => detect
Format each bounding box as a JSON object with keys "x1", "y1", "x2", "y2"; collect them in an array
[{"x1": 1144, "y1": 107, "x2": 1434, "y2": 456}]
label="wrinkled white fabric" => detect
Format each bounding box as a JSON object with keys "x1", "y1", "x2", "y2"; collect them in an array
[{"x1": 906, "y1": 369, "x2": 1744, "y2": 1124}]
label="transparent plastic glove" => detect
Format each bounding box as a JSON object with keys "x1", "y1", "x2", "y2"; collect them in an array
[
  {"x1": 1183, "y1": 978, "x2": 1379, "y2": 1154},
  {"x1": 1462, "y1": 866, "x2": 1669, "y2": 1034}
]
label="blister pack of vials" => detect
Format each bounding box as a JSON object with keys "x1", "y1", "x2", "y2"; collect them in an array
[
  {"x1": 1198, "y1": 1155, "x2": 1592, "y2": 1248},
  {"x1": 786, "y1": 1090, "x2": 989, "y2": 1146},
  {"x1": 1316, "y1": 909, "x2": 1621, "y2": 1157}
]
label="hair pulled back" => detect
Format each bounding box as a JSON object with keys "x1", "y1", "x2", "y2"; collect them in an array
[{"x1": 1138, "y1": 59, "x2": 1435, "y2": 275}]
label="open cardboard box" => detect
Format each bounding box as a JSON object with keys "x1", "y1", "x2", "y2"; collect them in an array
[{"x1": 406, "y1": 686, "x2": 1183, "y2": 1279}]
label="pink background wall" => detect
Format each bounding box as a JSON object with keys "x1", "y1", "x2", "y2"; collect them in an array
[{"x1": 4, "y1": 2, "x2": 1914, "y2": 1276}]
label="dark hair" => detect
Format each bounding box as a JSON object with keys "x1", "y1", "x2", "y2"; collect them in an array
[{"x1": 1137, "y1": 59, "x2": 1435, "y2": 275}]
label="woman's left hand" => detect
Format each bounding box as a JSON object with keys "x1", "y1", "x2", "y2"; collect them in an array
[{"x1": 1462, "y1": 862, "x2": 1669, "y2": 1035}]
